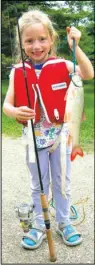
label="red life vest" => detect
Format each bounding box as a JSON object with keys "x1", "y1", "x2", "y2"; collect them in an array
[{"x1": 14, "y1": 58, "x2": 71, "y2": 124}]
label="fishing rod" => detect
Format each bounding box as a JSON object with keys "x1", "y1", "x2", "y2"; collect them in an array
[{"x1": 9, "y1": 5, "x2": 56, "y2": 262}]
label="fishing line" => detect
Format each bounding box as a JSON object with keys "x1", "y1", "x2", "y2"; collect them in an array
[
  {"x1": 72, "y1": 39, "x2": 76, "y2": 73},
  {"x1": 48, "y1": 195, "x2": 89, "y2": 226}
]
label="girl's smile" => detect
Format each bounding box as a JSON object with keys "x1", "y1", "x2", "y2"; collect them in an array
[{"x1": 22, "y1": 23, "x2": 53, "y2": 64}]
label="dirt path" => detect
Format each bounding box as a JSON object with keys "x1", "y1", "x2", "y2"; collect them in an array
[{"x1": 2, "y1": 137, "x2": 94, "y2": 264}]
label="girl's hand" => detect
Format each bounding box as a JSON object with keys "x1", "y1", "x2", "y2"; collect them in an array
[
  {"x1": 15, "y1": 106, "x2": 36, "y2": 121},
  {"x1": 66, "y1": 26, "x2": 81, "y2": 50}
]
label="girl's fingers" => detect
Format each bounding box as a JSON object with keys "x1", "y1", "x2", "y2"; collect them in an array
[
  {"x1": 66, "y1": 26, "x2": 81, "y2": 49},
  {"x1": 20, "y1": 106, "x2": 35, "y2": 113},
  {"x1": 15, "y1": 106, "x2": 35, "y2": 120},
  {"x1": 19, "y1": 111, "x2": 35, "y2": 116},
  {"x1": 66, "y1": 26, "x2": 81, "y2": 38},
  {"x1": 66, "y1": 27, "x2": 70, "y2": 33},
  {"x1": 17, "y1": 115, "x2": 35, "y2": 120}
]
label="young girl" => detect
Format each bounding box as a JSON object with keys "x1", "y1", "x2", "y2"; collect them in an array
[{"x1": 3, "y1": 9, "x2": 94, "y2": 249}]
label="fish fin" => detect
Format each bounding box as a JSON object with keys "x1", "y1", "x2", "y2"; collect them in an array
[
  {"x1": 64, "y1": 90, "x2": 68, "y2": 101},
  {"x1": 64, "y1": 112, "x2": 72, "y2": 122},
  {"x1": 71, "y1": 146, "x2": 84, "y2": 161},
  {"x1": 81, "y1": 112, "x2": 86, "y2": 122},
  {"x1": 67, "y1": 135, "x2": 72, "y2": 146}
]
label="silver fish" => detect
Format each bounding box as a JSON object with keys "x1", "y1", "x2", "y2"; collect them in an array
[{"x1": 64, "y1": 73, "x2": 84, "y2": 161}]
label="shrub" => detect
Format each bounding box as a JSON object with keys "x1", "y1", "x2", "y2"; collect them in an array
[{"x1": 2, "y1": 54, "x2": 13, "y2": 79}]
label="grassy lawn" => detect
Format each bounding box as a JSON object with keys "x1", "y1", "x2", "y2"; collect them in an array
[
  {"x1": 80, "y1": 81, "x2": 94, "y2": 152},
  {"x1": 2, "y1": 79, "x2": 94, "y2": 152},
  {"x1": 2, "y1": 80, "x2": 23, "y2": 138}
]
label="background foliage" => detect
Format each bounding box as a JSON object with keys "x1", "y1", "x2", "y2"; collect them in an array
[
  {"x1": 1, "y1": 1, "x2": 94, "y2": 151},
  {"x1": 1, "y1": 1, "x2": 94, "y2": 79}
]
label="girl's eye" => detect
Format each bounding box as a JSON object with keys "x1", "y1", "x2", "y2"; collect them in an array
[
  {"x1": 27, "y1": 39, "x2": 33, "y2": 44},
  {"x1": 40, "y1": 37, "x2": 46, "y2": 41}
]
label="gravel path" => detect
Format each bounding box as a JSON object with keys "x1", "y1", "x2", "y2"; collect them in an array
[{"x1": 2, "y1": 137, "x2": 94, "y2": 264}]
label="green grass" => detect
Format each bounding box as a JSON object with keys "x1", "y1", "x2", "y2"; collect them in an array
[
  {"x1": 80, "y1": 81, "x2": 94, "y2": 152},
  {"x1": 2, "y1": 80, "x2": 22, "y2": 138},
  {"x1": 2, "y1": 79, "x2": 94, "y2": 152}
]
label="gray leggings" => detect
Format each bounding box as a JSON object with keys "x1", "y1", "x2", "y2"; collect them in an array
[{"x1": 26, "y1": 144, "x2": 71, "y2": 224}]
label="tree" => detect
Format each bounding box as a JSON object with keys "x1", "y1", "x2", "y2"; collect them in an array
[{"x1": 1, "y1": 1, "x2": 94, "y2": 79}]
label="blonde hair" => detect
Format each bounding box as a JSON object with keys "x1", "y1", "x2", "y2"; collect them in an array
[{"x1": 15, "y1": 9, "x2": 59, "y2": 62}]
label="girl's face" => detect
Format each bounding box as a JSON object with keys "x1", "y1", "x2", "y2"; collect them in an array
[{"x1": 22, "y1": 23, "x2": 53, "y2": 64}]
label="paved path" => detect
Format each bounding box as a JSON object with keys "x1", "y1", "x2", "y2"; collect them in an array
[{"x1": 2, "y1": 137, "x2": 94, "y2": 264}]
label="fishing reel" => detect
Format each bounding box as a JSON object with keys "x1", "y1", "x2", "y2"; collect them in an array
[{"x1": 15, "y1": 202, "x2": 35, "y2": 232}]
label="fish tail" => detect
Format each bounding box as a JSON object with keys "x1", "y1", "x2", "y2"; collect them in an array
[
  {"x1": 71, "y1": 146, "x2": 84, "y2": 161},
  {"x1": 67, "y1": 134, "x2": 72, "y2": 146}
]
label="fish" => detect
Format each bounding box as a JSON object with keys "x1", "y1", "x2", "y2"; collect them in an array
[{"x1": 64, "y1": 72, "x2": 84, "y2": 161}]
